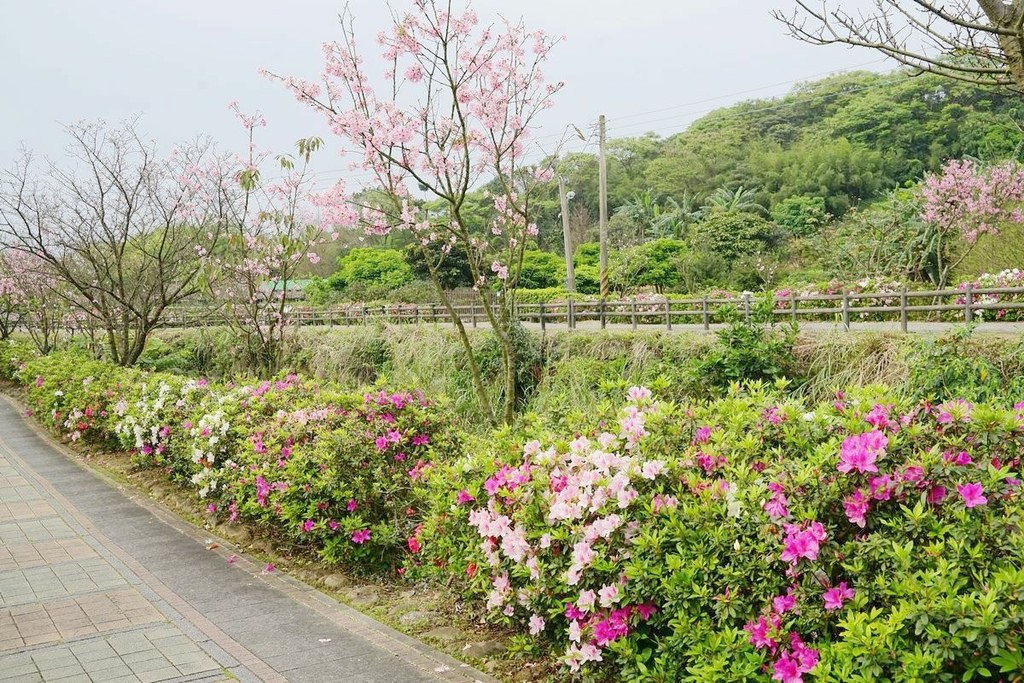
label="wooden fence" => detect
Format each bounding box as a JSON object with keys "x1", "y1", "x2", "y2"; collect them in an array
[{"x1": 159, "y1": 285, "x2": 1024, "y2": 333}]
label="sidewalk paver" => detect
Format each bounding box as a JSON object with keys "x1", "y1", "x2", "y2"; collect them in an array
[{"x1": 0, "y1": 396, "x2": 496, "y2": 683}]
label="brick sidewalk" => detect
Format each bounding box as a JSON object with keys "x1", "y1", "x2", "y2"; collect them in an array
[{"x1": 0, "y1": 397, "x2": 494, "y2": 683}]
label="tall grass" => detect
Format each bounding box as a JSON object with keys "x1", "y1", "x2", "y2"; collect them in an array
[{"x1": 151, "y1": 324, "x2": 1024, "y2": 428}]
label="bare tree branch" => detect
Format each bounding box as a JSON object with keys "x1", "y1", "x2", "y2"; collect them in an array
[{"x1": 774, "y1": 1, "x2": 1024, "y2": 89}]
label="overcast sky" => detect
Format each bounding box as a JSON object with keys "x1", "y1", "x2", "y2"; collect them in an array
[{"x1": 1, "y1": 0, "x2": 885, "y2": 183}]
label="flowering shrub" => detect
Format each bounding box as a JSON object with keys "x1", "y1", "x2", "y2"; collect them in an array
[
  {"x1": 420, "y1": 385, "x2": 1024, "y2": 681},
  {"x1": 17, "y1": 352, "x2": 457, "y2": 572},
  {"x1": 956, "y1": 269, "x2": 1024, "y2": 322}
]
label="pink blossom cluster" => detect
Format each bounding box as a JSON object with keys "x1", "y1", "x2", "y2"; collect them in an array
[
  {"x1": 466, "y1": 388, "x2": 667, "y2": 671},
  {"x1": 921, "y1": 159, "x2": 1024, "y2": 244}
]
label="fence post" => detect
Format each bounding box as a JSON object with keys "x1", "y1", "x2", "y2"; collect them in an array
[
  {"x1": 900, "y1": 288, "x2": 908, "y2": 332},
  {"x1": 631, "y1": 298, "x2": 638, "y2": 330},
  {"x1": 743, "y1": 292, "x2": 752, "y2": 326},
  {"x1": 790, "y1": 290, "x2": 798, "y2": 323},
  {"x1": 964, "y1": 283, "x2": 974, "y2": 324},
  {"x1": 471, "y1": 304, "x2": 478, "y2": 328},
  {"x1": 568, "y1": 299, "x2": 576, "y2": 330},
  {"x1": 841, "y1": 291, "x2": 850, "y2": 330},
  {"x1": 702, "y1": 295, "x2": 710, "y2": 330},
  {"x1": 430, "y1": 303, "x2": 437, "y2": 323},
  {"x1": 665, "y1": 300, "x2": 672, "y2": 331},
  {"x1": 361, "y1": 305, "x2": 367, "y2": 325},
  {"x1": 539, "y1": 302, "x2": 546, "y2": 331},
  {"x1": 599, "y1": 299, "x2": 607, "y2": 329}
]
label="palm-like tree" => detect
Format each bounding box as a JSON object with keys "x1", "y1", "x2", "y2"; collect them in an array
[
  {"x1": 616, "y1": 189, "x2": 701, "y2": 242},
  {"x1": 704, "y1": 185, "x2": 768, "y2": 216}
]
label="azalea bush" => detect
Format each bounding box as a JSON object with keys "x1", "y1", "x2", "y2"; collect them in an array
[
  {"x1": 419, "y1": 384, "x2": 1024, "y2": 682},
  {"x1": 16, "y1": 352, "x2": 457, "y2": 572},
  {"x1": 955, "y1": 269, "x2": 1024, "y2": 322}
]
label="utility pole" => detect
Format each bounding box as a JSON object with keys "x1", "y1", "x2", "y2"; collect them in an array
[
  {"x1": 598, "y1": 114, "x2": 609, "y2": 298},
  {"x1": 558, "y1": 175, "x2": 576, "y2": 293}
]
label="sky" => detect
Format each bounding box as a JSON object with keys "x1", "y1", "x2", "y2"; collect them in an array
[{"x1": 0, "y1": 0, "x2": 886, "y2": 185}]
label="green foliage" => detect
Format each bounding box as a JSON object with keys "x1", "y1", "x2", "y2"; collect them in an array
[
  {"x1": 477, "y1": 321, "x2": 542, "y2": 410},
  {"x1": 689, "y1": 212, "x2": 777, "y2": 262},
  {"x1": 331, "y1": 248, "x2": 414, "y2": 291},
  {"x1": 907, "y1": 326, "x2": 1024, "y2": 404},
  {"x1": 957, "y1": 222, "x2": 1024, "y2": 280},
  {"x1": 574, "y1": 265, "x2": 601, "y2": 295},
  {"x1": 690, "y1": 311, "x2": 800, "y2": 397},
  {"x1": 574, "y1": 242, "x2": 601, "y2": 268},
  {"x1": 404, "y1": 241, "x2": 475, "y2": 290},
  {"x1": 817, "y1": 188, "x2": 934, "y2": 284},
  {"x1": 516, "y1": 250, "x2": 566, "y2": 290},
  {"x1": 611, "y1": 239, "x2": 689, "y2": 293},
  {"x1": 749, "y1": 136, "x2": 890, "y2": 217},
  {"x1": 771, "y1": 195, "x2": 827, "y2": 237}
]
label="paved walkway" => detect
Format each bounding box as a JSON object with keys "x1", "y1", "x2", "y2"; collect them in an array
[{"x1": 0, "y1": 397, "x2": 493, "y2": 683}]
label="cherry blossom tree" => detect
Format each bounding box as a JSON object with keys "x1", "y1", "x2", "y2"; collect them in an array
[
  {"x1": 0, "y1": 121, "x2": 234, "y2": 365},
  {"x1": 919, "y1": 158, "x2": 1024, "y2": 289},
  {"x1": 266, "y1": 0, "x2": 563, "y2": 424},
  {"x1": 209, "y1": 103, "x2": 330, "y2": 374},
  {"x1": 0, "y1": 251, "x2": 24, "y2": 340},
  {"x1": 0, "y1": 248, "x2": 70, "y2": 353}
]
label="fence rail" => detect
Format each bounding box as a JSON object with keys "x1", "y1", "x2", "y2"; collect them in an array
[{"x1": 157, "y1": 285, "x2": 1024, "y2": 333}]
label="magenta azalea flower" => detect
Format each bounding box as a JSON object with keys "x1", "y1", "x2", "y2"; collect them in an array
[
  {"x1": 456, "y1": 490, "x2": 475, "y2": 505},
  {"x1": 822, "y1": 582, "x2": 855, "y2": 611},
  {"x1": 957, "y1": 482, "x2": 987, "y2": 508},
  {"x1": 838, "y1": 431, "x2": 887, "y2": 474},
  {"x1": 351, "y1": 529, "x2": 371, "y2": 544},
  {"x1": 842, "y1": 489, "x2": 869, "y2": 528},
  {"x1": 780, "y1": 522, "x2": 826, "y2": 565},
  {"x1": 301, "y1": 519, "x2": 315, "y2": 533}
]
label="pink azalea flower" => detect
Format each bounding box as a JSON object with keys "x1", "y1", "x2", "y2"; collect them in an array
[
  {"x1": 346, "y1": 499, "x2": 358, "y2": 512},
  {"x1": 773, "y1": 591, "x2": 797, "y2": 614},
  {"x1": 943, "y1": 450, "x2": 973, "y2": 466},
  {"x1": 927, "y1": 486, "x2": 947, "y2": 505},
  {"x1": 456, "y1": 490, "x2": 475, "y2": 505},
  {"x1": 780, "y1": 522, "x2": 826, "y2": 565},
  {"x1": 822, "y1": 582, "x2": 855, "y2": 611},
  {"x1": 565, "y1": 603, "x2": 586, "y2": 621},
  {"x1": 635, "y1": 603, "x2": 657, "y2": 620},
  {"x1": 694, "y1": 426, "x2": 712, "y2": 444},
  {"x1": 837, "y1": 431, "x2": 886, "y2": 474},
  {"x1": 227, "y1": 555, "x2": 237, "y2": 564},
  {"x1": 263, "y1": 563, "x2": 275, "y2": 573},
  {"x1": 328, "y1": 520, "x2": 339, "y2": 531},
  {"x1": 528, "y1": 614, "x2": 545, "y2": 636},
  {"x1": 302, "y1": 520, "x2": 315, "y2": 533},
  {"x1": 957, "y1": 482, "x2": 987, "y2": 508},
  {"x1": 843, "y1": 489, "x2": 870, "y2": 528},
  {"x1": 744, "y1": 615, "x2": 778, "y2": 650},
  {"x1": 351, "y1": 529, "x2": 371, "y2": 544},
  {"x1": 772, "y1": 653, "x2": 802, "y2": 683}
]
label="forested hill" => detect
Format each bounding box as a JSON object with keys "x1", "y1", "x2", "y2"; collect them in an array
[{"x1": 532, "y1": 69, "x2": 1024, "y2": 250}]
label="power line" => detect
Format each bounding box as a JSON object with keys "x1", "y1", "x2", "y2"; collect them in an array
[
  {"x1": 607, "y1": 59, "x2": 886, "y2": 123},
  {"x1": 605, "y1": 74, "x2": 909, "y2": 138}
]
